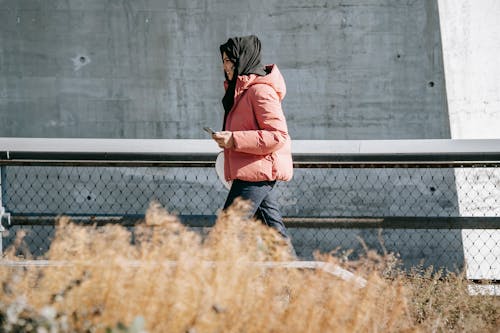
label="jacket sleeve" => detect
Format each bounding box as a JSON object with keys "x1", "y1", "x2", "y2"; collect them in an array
[{"x1": 232, "y1": 84, "x2": 289, "y2": 155}]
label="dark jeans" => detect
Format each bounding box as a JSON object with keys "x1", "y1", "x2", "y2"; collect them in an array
[{"x1": 223, "y1": 179, "x2": 289, "y2": 239}]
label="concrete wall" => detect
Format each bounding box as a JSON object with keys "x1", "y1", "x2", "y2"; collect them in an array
[
  {"x1": 0, "y1": 0, "x2": 449, "y2": 139},
  {"x1": 1, "y1": 1, "x2": 475, "y2": 272},
  {"x1": 438, "y1": 0, "x2": 500, "y2": 280},
  {"x1": 437, "y1": 0, "x2": 500, "y2": 140}
]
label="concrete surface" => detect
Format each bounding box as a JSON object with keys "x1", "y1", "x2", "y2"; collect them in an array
[
  {"x1": 438, "y1": 0, "x2": 500, "y2": 280},
  {"x1": 0, "y1": 0, "x2": 449, "y2": 139}
]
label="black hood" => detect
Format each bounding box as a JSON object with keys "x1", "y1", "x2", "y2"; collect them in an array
[
  {"x1": 220, "y1": 35, "x2": 267, "y2": 77},
  {"x1": 220, "y1": 35, "x2": 267, "y2": 125}
]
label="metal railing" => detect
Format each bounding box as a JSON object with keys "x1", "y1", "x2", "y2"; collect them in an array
[{"x1": 1, "y1": 138, "x2": 499, "y2": 279}]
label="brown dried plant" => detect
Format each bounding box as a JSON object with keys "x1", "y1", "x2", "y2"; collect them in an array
[{"x1": 0, "y1": 200, "x2": 498, "y2": 332}]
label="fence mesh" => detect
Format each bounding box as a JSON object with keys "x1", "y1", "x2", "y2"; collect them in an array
[{"x1": 1, "y1": 165, "x2": 499, "y2": 278}]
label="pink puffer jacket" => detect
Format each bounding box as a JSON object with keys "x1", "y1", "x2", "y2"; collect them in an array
[{"x1": 223, "y1": 64, "x2": 293, "y2": 182}]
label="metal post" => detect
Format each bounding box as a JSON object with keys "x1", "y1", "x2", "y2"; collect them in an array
[{"x1": 0, "y1": 165, "x2": 10, "y2": 255}]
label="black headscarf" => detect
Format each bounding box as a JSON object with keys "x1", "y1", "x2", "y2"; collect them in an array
[{"x1": 219, "y1": 35, "x2": 266, "y2": 129}]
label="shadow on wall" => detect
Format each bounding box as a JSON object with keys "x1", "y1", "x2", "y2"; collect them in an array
[{"x1": 0, "y1": 0, "x2": 450, "y2": 140}]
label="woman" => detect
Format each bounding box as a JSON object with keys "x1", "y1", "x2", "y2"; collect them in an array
[{"x1": 212, "y1": 35, "x2": 293, "y2": 240}]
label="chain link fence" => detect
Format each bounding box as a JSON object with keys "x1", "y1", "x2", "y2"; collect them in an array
[{"x1": 1, "y1": 162, "x2": 499, "y2": 279}]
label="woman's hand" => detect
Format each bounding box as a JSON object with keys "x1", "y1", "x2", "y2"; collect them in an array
[{"x1": 213, "y1": 131, "x2": 234, "y2": 149}]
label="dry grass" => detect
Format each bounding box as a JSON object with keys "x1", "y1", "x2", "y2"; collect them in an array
[
  {"x1": 405, "y1": 266, "x2": 500, "y2": 332},
  {"x1": 0, "y1": 200, "x2": 498, "y2": 332}
]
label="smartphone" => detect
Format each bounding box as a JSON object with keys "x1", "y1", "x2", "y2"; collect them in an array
[{"x1": 203, "y1": 127, "x2": 216, "y2": 135}]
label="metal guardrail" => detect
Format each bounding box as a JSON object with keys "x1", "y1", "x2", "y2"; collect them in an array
[
  {"x1": 1, "y1": 138, "x2": 500, "y2": 165},
  {"x1": 0, "y1": 138, "x2": 499, "y2": 278}
]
